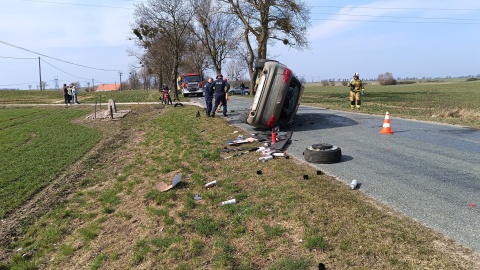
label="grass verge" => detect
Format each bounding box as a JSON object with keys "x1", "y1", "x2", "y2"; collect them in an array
[{"x1": 1, "y1": 104, "x2": 478, "y2": 269}]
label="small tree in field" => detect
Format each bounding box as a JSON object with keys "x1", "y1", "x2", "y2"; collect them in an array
[{"x1": 378, "y1": 72, "x2": 397, "y2": 85}]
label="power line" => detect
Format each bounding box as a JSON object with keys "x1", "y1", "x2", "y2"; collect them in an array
[
  {"x1": 311, "y1": 12, "x2": 480, "y2": 22},
  {"x1": 310, "y1": 18, "x2": 480, "y2": 25},
  {"x1": 0, "y1": 56, "x2": 37, "y2": 60},
  {"x1": 40, "y1": 58, "x2": 92, "y2": 81},
  {"x1": 0, "y1": 81, "x2": 42, "y2": 87},
  {"x1": 20, "y1": 0, "x2": 135, "y2": 9},
  {"x1": 309, "y1": 5, "x2": 480, "y2": 11},
  {"x1": 0, "y1": 40, "x2": 120, "y2": 72}
]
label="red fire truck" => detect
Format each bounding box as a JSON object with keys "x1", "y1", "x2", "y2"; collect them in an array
[{"x1": 180, "y1": 73, "x2": 204, "y2": 97}]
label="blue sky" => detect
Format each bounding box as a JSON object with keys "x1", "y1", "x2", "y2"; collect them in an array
[{"x1": 1, "y1": 0, "x2": 479, "y2": 89}]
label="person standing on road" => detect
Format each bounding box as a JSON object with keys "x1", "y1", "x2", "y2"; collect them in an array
[
  {"x1": 67, "y1": 84, "x2": 73, "y2": 104},
  {"x1": 71, "y1": 85, "x2": 79, "y2": 104},
  {"x1": 62, "y1": 84, "x2": 70, "y2": 106},
  {"x1": 204, "y1": 78, "x2": 215, "y2": 117},
  {"x1": 239, "y1": 82, "x2": 246, "y2": 95},
  {"x1": 216, "y1": 77, "x2": 230, "y2": 113},
  {"x1": 212, "y1": 74, "x2": 228, "y2": 117},
  {"x1": 347, "y1": 72, "x2": 365, "y2": 110}
]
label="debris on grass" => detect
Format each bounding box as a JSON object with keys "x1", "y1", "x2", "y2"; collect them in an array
[
  {"x1": 221, "y1": 199, "x2": 237, "y2": 205},
  {"x1": 204, "y1": 180, "x2": 217, "y2": 189},
  {"x1": 155, "y1": 173, "x2": 182, "y2": 192}
]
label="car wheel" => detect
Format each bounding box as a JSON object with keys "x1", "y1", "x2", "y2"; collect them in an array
[
  {"x1": 303, "y1": 143, "x2": 342, "y2": 164},
  {"x1": 199, "y1": 93, "x2": 203, "y2": 97},
  {"x1": 183, "y1": 94, "x2": 188, "y2": 98},
  {"x1": 243, "y1": 91, "x2": 250, "y2": 96},
  {"x1": 228, "y1": 91, "x2": 233, "y2": 95}
]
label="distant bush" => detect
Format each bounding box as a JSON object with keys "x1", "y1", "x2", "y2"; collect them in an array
[
  {"x1": 378, "y1": 72, "x2": 397, "y2": 85},
  {"x1": 342, "y1": 81, "x2": 348, "y2": 86},
  {"x1": 330, "y1": 81, "x2": 336, "y2": 86},
  {"x1": 321, "y1": 80, "x2": 330, "y2": 86},
  {"x1": 397, "y1": 81, "x2": 416, "y2": 85},
  {"x1": 466, "y1": 78, "x2": 478, "y2": 81}
]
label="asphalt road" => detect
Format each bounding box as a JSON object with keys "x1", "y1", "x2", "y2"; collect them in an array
[{"x1": 190, "y1": 95, "x2": 480, "y2": 252}]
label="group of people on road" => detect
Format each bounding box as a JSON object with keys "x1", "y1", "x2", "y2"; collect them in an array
[
  {"x1": 62, "y1": 83, "x2": 79, "y2": 106},
  {"x1": 203, "y1": 74, "x2": 230, "y2": 117}
]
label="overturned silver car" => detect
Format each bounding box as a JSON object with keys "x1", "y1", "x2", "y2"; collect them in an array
[{"x1": 245, "y1": 59, "x2": 304, "y2": 128}]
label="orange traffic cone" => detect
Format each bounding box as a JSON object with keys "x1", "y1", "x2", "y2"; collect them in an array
[
  {"x1": 271, "y1": 129, "x2": 277, "y2": 144},
  {"x1": 379, "y1": 112, "x2": 394, "y2": 134}
]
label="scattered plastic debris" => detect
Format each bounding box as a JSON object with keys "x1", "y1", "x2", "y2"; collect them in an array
[
  {"x1": 194, "y1": 195, "x2": 202, "y2": 201},
  {"x1": 205, "y1": 180, "x2": 217, "y2": 189},
  {"x1": 156, "y1": 173, "x2": 182, "y2": 192},
  {"x1": 221, "y1": 199, "x2": 237, "y2": 205},
  {"x1": 350, "y1": 179, "x2": 358, "y2": 190},
  {"x1": 259, "y1": 155, "x2": 273, "y2": 162}
]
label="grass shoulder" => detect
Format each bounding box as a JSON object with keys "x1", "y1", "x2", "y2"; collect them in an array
[{"x1": 1, "y1": 104, "x2": 478, "y2": 269}]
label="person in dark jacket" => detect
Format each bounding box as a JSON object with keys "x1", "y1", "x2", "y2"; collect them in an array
[
  {"x1": 62, "y1": 84, "x2": 70, "y2": 106},
  {"x1": 204, "y1": 78, "x2": 214, "y2": 117},
  {"x1": 212, "y1": 74, "x2": 227, "y2": 117}
]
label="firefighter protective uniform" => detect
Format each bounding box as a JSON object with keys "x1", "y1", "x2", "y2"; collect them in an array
[{"x1": 347, "y1": 72, "x2": 365, "y2": 110}]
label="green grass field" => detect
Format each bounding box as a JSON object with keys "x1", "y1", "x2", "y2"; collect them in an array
[
  {"x1": 302, "y1": 80, "x2": 480, "y2": 128},
  {"x1": 0, "y1": 107, "x2": 102, "y2": 218}
]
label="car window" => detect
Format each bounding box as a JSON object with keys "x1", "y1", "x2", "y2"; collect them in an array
[{"x1": 184, "y1": 76, "x2": 201, "y2": 83}]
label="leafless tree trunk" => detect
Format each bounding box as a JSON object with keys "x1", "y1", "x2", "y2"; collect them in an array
[
  {"x1": 190, "y1": 0, "x2": 240, "y2": 75},
  {"x1": 219, "y1": 0, "x2": 310, "y2": 92},
  {"x1": 181, "y1": 41, "x2": 210, "y2": 75},
  {"x1": 224, "y1": 59, "x2": 246, "y2": 86},
  {"x1": 133, "y1": 0, "x2": 193, "y2": 100}
]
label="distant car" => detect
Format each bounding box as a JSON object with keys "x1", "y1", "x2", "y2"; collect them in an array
[
  {"x1": 228, "y1": 86, "x2": 250, "y2": 96},
  {"x1": 244, "y1": 59, "x2": 304, "y2": 128}
]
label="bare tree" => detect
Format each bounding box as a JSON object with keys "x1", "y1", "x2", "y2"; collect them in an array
[
  {"x1": 41, "y1": 81, "x2": 48, "y2": 90},
  {"x1": 219, "y1": 0, "x2": 310, "y2": 90},
  {"x1": 224, "y1": 59, "x2": 246, "y2": 86},
  {"x1": 133, "y1": 0, "x2": 193, "y2": 100},
  {"x1": 181, "y1": 40, "x2": 211, "y2": 75},
  {"x1": 190, "y1": 0, "x2": 240, "y2": 75},
  {"x1": 378, "y1": 72, "x2": 397, "y2": 85}
]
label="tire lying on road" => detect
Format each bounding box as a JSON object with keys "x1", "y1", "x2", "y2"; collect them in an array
[{"x1": 303, "y1": 143, "x2": 342, "y2": 164}]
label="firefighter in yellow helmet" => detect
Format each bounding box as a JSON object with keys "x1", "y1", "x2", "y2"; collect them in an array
[{"x1": 347, "y1": 72, "x2": 365, "y2": 110}]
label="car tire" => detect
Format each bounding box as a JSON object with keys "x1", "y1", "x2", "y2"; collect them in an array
[
  {"x1": 183, "y1": 94, "x2": 188, "y2": 98},
  {"x1": 228, "y1": 91, "x2": 234, "y2": 95},
  {"x1": 243, "y1": 91, "x2": 250, "y2": 96},
  {"x1": 303, "y1": 143, "x2": 342, "y2": 164}
]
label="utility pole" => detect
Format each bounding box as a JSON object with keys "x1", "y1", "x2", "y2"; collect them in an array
[
  {"x1": 38, "y1": 57, "x2": 43, "y2": 91},
  {"x1": 92, "y1": 79, "x2": 95, "y2": 91},
  {"x1": 118, "y1": 71, "x2": 123, "y2": 91},
  {"x1": 54, "y1": 76, "x2": 59, "y2": 89}
]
